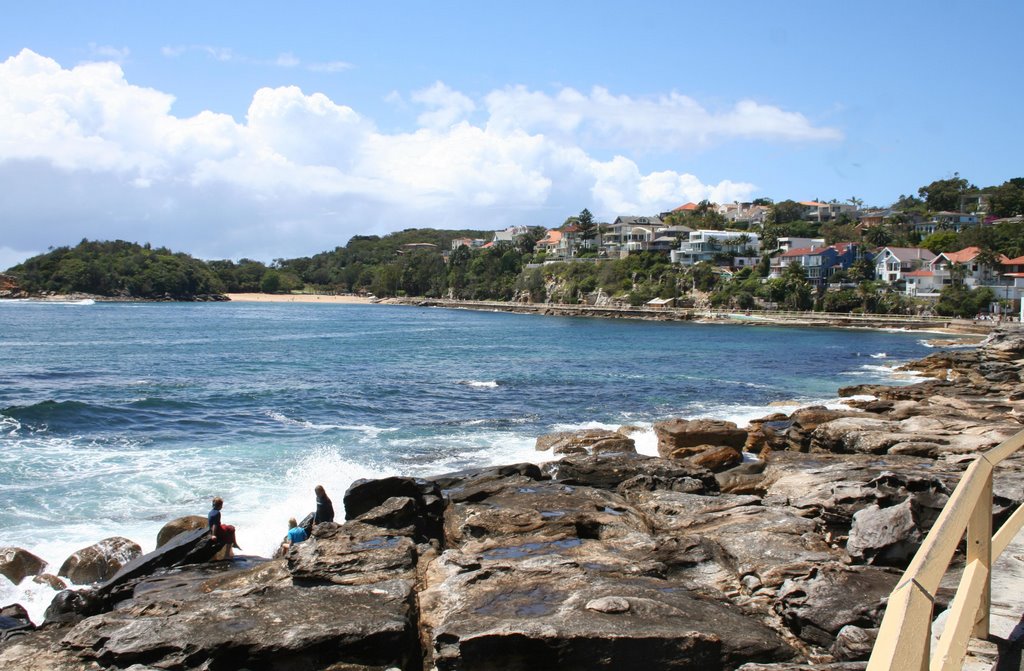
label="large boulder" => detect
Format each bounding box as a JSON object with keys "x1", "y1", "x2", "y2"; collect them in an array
[
  {"x1": 344, "y1": 476, "x2": 444, "y2": 542},
  {"x1": 58, "y1": 536, "x2": 143, "y2": 585},
  {"x1": 155, "y1": 515, "x2": 208, "y2": 548},
  {"x1": 287, "y1": 521, "x2": 419, "y2": 586},
  {"x1": 535, "y1": 429, "x2": 636, "y2": 456},
  {"x1": 846, "y1": 499, "x2": 928, "y2": 565},
  {"x1": 0, "y1": 547, "x2": 46, "y2": 585},
  {"x1": 655, "y1": 418, "x2": 747, "y2": 457}
]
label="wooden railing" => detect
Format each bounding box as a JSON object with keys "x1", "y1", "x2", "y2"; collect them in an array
[{"x1": 867, "y1": 429, "x2": 1024, "y2": 671}]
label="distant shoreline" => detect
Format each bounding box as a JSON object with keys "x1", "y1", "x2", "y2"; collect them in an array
[{"x1": 225, "y1": 293, "x2": 375, "y2": 304}]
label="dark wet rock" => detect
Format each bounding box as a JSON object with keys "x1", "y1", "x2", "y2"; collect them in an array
[
  {"x1": 61, "y1": 571, "x2": 418, "y2": 671},
  {"x1": 430, "y1": 462, "x2": 545, "y2": 491},
  {"x1": 535, "y1": 428, "x2": 636, "y2": 455},
  {"x1": 831, "y1": 625, "x2": 877, "y2": 661},
  {"x1": 345, "y1": 475, "x2": 444, "y2": 542},
  {"x1": 354, "y1": 495, "x2": 419, "y2": 533},
  {"x1": 544, "y1": 452, "x2": 718, "y2": 493},
  {"x1": 287, "y1": 521, "x2": 418, "y2": 586},
  {"x1": 43, "y1": 587, "x2": 103, "y2": 626},
  {"x1": 775, "y1": 565, "x2": 899, "y2": 647},
  {"x1": 0, "y1": 603, "x2": 35, "y2": 641},
  {"x1": 0, "y1": 546, "x2": 46, "y2": 585},
  {"x1": 31, "y1": 573, "x2": 66, "y2": 590},
  {"x1": 655, "y1": 418, "x2": 748, "y2": 456},
  {"x1": 58, "y1": 536, "x2": 143, "y2": 585},
  {"x1": 155, "y1": 515, "x2": 208, "y2": 548},
  {"x1": 86, "y1": 527, "x2": 222, "y2": 610}
]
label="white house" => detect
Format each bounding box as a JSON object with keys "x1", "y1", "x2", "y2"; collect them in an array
[
  {"x1": 671, "y1": 230, "x2": 761, "y2": 266},
  {"x1": 874, "y1": 247, "x2": 936, "y2": 284}
]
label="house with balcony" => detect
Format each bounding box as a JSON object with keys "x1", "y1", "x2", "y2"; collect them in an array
[
  {"x1": 799, "y1": 201, "x2": 857, "y2": 222},
  {"x1": 768, "y1": 242, "x2": 860, "y2": 287},
  {"x1": 912, "y1": 212, "x2": 981, "y2": 236},
  {"x1": 717, "y1": 202, "x2": 770, "y2": 226},
  {"x1": 602, "y1": 215, "x2": 665, "y2": 257},
  {"x1": 874, "y1": 247, "x2": 937, "y2": 284},
  {"x1": 671, "y1": 230, "x2": 761, "y2": 267}
]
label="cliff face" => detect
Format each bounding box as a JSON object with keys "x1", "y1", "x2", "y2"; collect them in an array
[
  {"x1": 0, "y1": 273, "x2": 27, "y2": 298},
  {"x1": 3, "y1": 330, "x2": 1024, "y2": 670}
]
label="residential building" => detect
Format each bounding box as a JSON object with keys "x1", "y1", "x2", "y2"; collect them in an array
[
  {"x1": 874, "y1": 247, "x2": 937, "y2": 284},
  {"x1": 932, "y1": 247, "x2": 1009, "y2": 286},
  {"x1": 602, "y1": 215, "x2": 665, "y2": 256},
  {"x1": 769, "y1": 242, "x2": 860, "y2": 286},
  {"x1": 450, "y1": 237, "x2": 485, "y2": 250},
  {"x1": 799, "y1": 201, "x2": 857, "y2": 222},
  {"x1": 775, "y1": 237, "x2": 825, "y2": 254},
  {"x1": 491, "y1": 226, "x2": 531, "y2": 244},
  {"x1": 535, "y1": 229, "x2": 563, "y2": 257},
  {"x1": 671, "y1": 230, "x2": 761, "y2": 266},
  {"x1": 912, "y1": 212, "x2": 980, "y2": 236},
  {"x1": 717, "y1": 202, "x2": 770, "y2": 226}
]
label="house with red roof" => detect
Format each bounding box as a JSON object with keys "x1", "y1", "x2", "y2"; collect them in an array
[{"x1": 768, "y1": 242, "x2": 860, "y2": 286}]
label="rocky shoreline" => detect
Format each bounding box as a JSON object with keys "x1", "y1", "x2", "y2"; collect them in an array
[
  {"x1": 2, "y1": 331, "x2": 1024, "y2": 670},
  {"x1": 382, "y1": 297, "x2": 994, "y2": 336}
]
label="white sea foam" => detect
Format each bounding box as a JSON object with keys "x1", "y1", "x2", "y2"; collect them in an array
[
  {"x1": 458, "y1": 380, "x2": 499, "y2": 389},
  {"x1": 265, "y1": 411, "x2": 396, "y2": 436},
  {"x1": 870, "y1": 352, "x2": 888, "y2": 359}
]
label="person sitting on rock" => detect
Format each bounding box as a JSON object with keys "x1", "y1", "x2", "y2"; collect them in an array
[
  {"x1": 313, "y1": 485, "x2": 334, "y2": 525},
  {"x1": 207, "y1": 496, "x2": 241, "y2": 559},
  {"x1": 280, "y1": 517, "x2": 308, "y2": 553}
]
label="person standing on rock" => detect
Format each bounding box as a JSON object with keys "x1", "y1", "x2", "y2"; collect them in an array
[
  {"x1": 313, "y1": 485, "x2": 334, "y2": 525},
  {"x1": 207, "y1": 496, "x2": 241, "y2": 559}
]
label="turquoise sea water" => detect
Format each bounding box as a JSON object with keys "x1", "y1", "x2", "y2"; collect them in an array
[{"x1": 0, "y1": 299, "x2": 936, "y2": 619}]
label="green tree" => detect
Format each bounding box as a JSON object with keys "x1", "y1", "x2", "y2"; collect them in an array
[
  {"x1": 920, "y1": 231, "x2": 960, "y2": 254},
  {"x1": 260, "y1": 270, "x2": 282, "y2": 293},
  {"x1": 770, "y1": 200, "x2": 805, "y2": 225},
  {"x1": 918, "y1": 173, "x2": 975, "y2": 212}
]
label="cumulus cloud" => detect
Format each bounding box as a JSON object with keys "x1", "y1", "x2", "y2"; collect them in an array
[
  {"x1": 410, "y1": 81, "x2": 477, "y2": 130},
  {"x1": 0, "y1": 49, "x2": 839, "y2": 263}
]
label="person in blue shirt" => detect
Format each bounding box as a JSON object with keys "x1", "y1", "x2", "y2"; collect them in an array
[{"x1": 279, "y1": 517, "x2": 308, "y2": 555}]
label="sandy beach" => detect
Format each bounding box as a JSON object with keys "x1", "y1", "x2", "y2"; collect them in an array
[{"x1": 225, "y1": 293, "x2": 375, "y2": 304}]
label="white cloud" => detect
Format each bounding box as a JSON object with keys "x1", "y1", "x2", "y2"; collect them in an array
[
  {"x1": 274, "y1": 52, "x2": 300, "y2": 68},
  {"x1": 485, "y1": 85, "x2": 842, "y2": 149},
  {"x1": 88, "y1": 44, "x2": 130, "y2": 63},
  {"x1": 410, "y1": 81, "x2": 476, "y2": 130},
  {"x1": 162, "y1": 45, "x2": 235, "y2": 61},
  {"x1": 0, "y1": 49, "x2": 832, "y2": 261}
]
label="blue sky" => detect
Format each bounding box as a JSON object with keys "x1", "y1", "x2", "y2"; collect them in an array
[{"x1": 1, "y1": 1, "x2": 1020, "y2": 268}]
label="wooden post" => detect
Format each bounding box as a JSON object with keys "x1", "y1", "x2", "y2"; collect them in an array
[{"x1": 967, "y1": 469, "x2": 993, "y2": 638}]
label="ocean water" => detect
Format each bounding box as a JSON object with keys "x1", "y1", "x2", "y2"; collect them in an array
[{"x1": 0, "y1": 300, "x2": 938, "y2": 621}]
